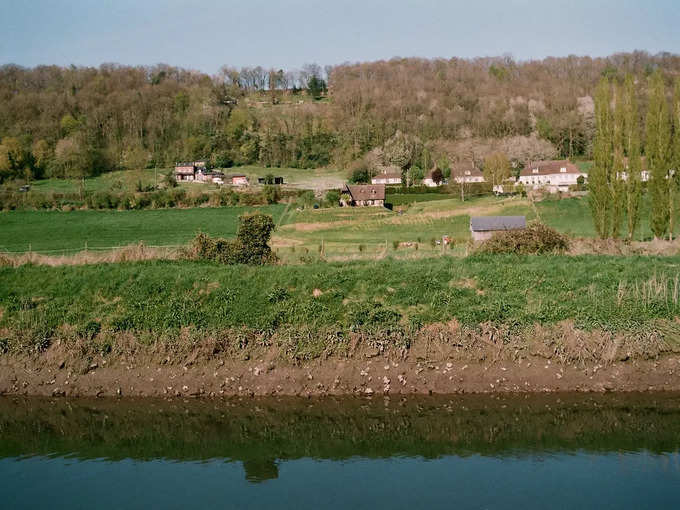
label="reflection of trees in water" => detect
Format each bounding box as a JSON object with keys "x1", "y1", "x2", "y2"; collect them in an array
[{"x1": 243, "y1": 459, "x2": 279, "y2": 483}]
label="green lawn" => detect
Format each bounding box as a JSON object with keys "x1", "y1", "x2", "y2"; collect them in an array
[
  {"x1": 0, "y1": 205, "x2": 286, "y2": 253},
  {"x1": 29, "y1": 168, "x2": 168, "y2": 194},
  {"x1": 387, "y1": 193, "x2": 453, "y2": 206}
]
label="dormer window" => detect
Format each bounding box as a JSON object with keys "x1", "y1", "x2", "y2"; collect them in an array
[
  {"x1": 560, "y1": 167, "x2": 566, "y2": 173},
  {"x1": 532, "y1": 168, "x2": 539, "y2": 174},
  {"x1": 465, "y1": 170, "x2": 471, "y2": 175}
]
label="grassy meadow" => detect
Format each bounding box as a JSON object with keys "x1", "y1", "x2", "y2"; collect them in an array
[
  {"x1": 0, "y1": 205, "x2": 286, "y2": 253},
  {"x1": 1, "y1": 192, "x2": 670, "y2": 256},
  {"x1": 3, "y1": 255, "x2": 680, "y2": 353}
]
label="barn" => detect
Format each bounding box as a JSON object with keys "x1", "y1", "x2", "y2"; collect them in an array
[{"x1": 469, "y1": 216, "x2": 526, "y2": 241}]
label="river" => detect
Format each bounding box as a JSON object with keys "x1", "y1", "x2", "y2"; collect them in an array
[{"x1": 1, "y1": 393, "x2": 679, "y2": 509}]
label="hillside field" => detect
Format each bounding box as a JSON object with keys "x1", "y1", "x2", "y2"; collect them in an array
[{"x1": 19, "y1": 165, "x2": 346, "y2": 195}]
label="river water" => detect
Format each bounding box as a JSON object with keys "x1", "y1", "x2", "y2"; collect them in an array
[{"x1": 1, "y1": 393, "x2": 679, "y2": 509}]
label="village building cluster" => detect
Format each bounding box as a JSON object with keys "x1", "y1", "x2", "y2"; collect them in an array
[
  {"x1": 174, "y1": 161, "x2": 249, "y2": 186},
  {"x1": 369, "y1": 159, "x2": 589, "y2": 195}
]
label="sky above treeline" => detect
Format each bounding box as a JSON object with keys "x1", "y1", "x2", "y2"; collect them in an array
[{"x1": 1, "y1": 0, "x2": 679, "y2": 74}]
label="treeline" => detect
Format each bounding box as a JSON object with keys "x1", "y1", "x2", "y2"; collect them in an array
[
  {"x1": 0, "y1": 185, "x2": 287, "y2": 212},
  {"x1": 589, "y1": 70, "x2": 680, "y2": 240},
  {"x1": 2, "y1": 52, "x2": 680, "y2": 184}
]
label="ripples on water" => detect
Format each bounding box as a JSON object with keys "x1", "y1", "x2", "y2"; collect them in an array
[{"x1": 1, "y1": 393, "x2": 679, "y2": 509}]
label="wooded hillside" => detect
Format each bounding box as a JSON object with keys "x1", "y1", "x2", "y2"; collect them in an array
[{"x1": 2, "y1": 51, "x2": 680, "y2": 182}]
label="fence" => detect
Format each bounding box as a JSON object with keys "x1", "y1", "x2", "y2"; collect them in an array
[{"x1": 0, "y1": 242, "x2": 185, "y2": 256}]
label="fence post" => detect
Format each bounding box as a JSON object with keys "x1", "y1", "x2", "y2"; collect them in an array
[{"x1": 84, "y1": 241, "x2": 88, "y2": 254}]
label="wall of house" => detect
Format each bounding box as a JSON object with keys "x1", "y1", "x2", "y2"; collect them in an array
[{"x1": 471, "y1": 231, "x2": 494, "y2": 241}]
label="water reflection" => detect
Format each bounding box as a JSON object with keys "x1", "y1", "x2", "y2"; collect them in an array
[{"x1": 1, "y1": 394, "x2": 680, "y2": 509}]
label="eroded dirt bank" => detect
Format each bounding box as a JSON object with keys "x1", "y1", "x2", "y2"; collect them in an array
[{"x1": 2, "y1": 349, "x2": 680, "y2": 397}]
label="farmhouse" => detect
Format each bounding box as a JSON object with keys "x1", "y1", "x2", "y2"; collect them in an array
[
  {"x1": 422, "y1": 170, "x2": 445, "y2": 187},
  {"x1": 225, "y1": 173, "x2": 249, "y2": 186},
  {"x1": 341, "y1": 184, "x2": 385, "y2": 207},
  {"x1": 174, "y1": 161, "x2": 199, "y2": 182},
  {"x1": 517, "y1": 160, "x2": 586, "y2": 193},
  {"x1": 372, "y1": 167, "x2": 402, "y2": 185},
  {"x1": 470, "y1": 216, "x2": 526, "y2": 241},
  {"x1": 452, "y1": 162, "x2": 485, "y2": 184}
]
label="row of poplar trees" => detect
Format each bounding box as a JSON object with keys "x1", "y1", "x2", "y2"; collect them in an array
[{"x1": 590, "y1": 71, "x2": 680, "y2": 240}]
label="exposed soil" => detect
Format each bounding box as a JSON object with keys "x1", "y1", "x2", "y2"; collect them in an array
[{"x1": 2, "y1": 346, "x2": 679, "y2": 398}]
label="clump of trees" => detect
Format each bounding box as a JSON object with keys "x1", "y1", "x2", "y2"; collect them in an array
[
  {"x1": 3, "y1": 52, "x2": 680, "y2": 185},
  {"x1": 189, "y1": 213, "x2": 276, "y2": 265},
  {"x1": 589, "y1": 70, "x2": 680, "y2": 240}
]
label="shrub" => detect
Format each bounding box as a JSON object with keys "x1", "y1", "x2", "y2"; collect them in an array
[
  {"x1": 188, "y1": 212, "x2": 277, "y2": 265},
  {"x1": 262, "y1": 185, "x2": 280, "y2": 204},
  {"x1": 476, "y1": 221, "x2": 569, "y2": 255},
  {"x1": 324, "y1": 189, "x2": 340, "y2": 207}
]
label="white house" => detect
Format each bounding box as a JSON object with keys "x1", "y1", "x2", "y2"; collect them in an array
[
  {"x1": 422, "y1": 170, "x2": 445, "y2": 187},
  {"x1": 452, "y1": 162, "x2": 485, "y2": 184},
  {"x1": 371, "y1": 166, "x2": 402, "y2": 185},
  {"x1": 517, "y1": 160, "x2": 586, "y2": 193}
]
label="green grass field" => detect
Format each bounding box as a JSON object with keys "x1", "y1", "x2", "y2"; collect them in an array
[
  {"x1": 3, "y1": 255, "x2": 680, "y2": 350},
  {"x1": 0, "y1": 205, "x2": 286, "y2": 253},
  {"x1": 1, "y1": 190, "x2": 672, "y2": 256}
]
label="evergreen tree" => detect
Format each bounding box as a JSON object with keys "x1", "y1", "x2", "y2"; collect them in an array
[
  {"x1": 646, "y1": 71, "x2": 671, "y2": 239},
  {"x1": 589, "y1": 78, "x2": 613, "y2": 239},
  {"x1": 624, "y1": 74, "x2": 642, "y2": 240}
]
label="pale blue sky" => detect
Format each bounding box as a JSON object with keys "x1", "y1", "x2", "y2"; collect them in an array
[{"x1": 1, "y1": 0, "x2": 679, "y2": 73}]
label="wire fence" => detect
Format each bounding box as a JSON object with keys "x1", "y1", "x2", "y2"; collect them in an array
[{"x1": 0, "y1": 243, "x2": 185, "y2": 256}]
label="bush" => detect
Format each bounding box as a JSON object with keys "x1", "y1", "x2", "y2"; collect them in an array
[
  {"x1": 475, "y1": 221, "x2": 569, "y2": 255},
  {"x1": 188, "y1": 212, "x2": 277, "y2": 265},
  {"x1": 262, "y1": 185, "x2": 280, "y2": 204},
  {"x1": 324, "y1": 190, "x2": 340, "y2": 207}
]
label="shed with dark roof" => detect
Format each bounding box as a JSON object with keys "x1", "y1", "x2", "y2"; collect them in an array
[{"x1": 470, "y1": 216, "x2": 526, "y2": 241}]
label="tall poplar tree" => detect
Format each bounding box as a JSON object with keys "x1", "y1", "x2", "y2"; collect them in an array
[
  {"x1": 624, "y1": 74, "x2": 642, "y2": 240},
  {"x1": 669, "y1": 78, "x2": 680, "y2": 240},
  {"x1": 646, "y1": 71, "x2": 671, "y2": 239},
  {"x1": 611, "y1": 82, "x2": 626, "y2": 238},
  {"x1": 590, "y1": 77, "x2": 613, "y2": 239}
]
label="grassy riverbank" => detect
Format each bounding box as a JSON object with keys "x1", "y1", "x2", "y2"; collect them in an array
[{"x1": 2, "y1": 254, "x2": 680, "y2": 353}]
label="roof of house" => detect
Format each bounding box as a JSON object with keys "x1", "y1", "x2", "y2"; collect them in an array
[
  {"x1": 373, "y1": 166, "x2": 402, "y2": 180},
  {"x1": 345, "y1": 184, "x2": 386, "y2": 201},
  {"x1": 225, "y1": 173, "x2": 247, "y2": 179},
  {"x1": 452, "y1": 161, "x2": 483, "y2": 176},
  {"x1": 470, "y1": 216, "x2": 526, "y2": 232},
  {"x1": 175, "y1": 166, "x2": 196, "y2": 175},
  {"x1": 520, "y1": 160, "x2": 580, "y2": 176},
  {"x1": 373, "y1": 172, "x2": 402, "y2": 180}
]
